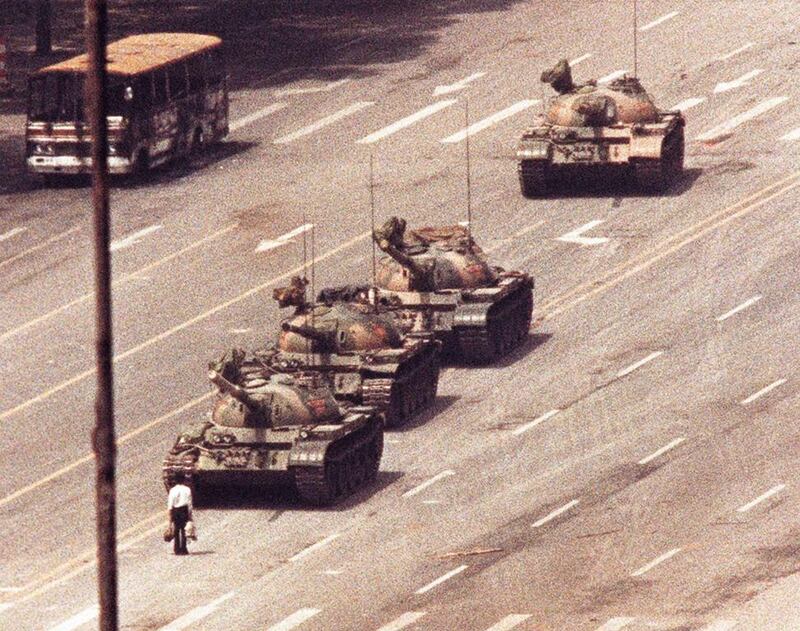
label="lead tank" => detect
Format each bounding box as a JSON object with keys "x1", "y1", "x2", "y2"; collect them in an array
[
  {"x1": 162, "y1": 369, "x2": 383, "y2": 505},
  {"x1": 516, "y1": 59, "x2": 685, "y2": 195},
  {"x1": 329, "y1": 217, "x2": 533, "y2": 363}
]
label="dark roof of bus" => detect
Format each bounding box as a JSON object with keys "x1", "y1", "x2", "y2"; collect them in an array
[{"x1": 35, "y1": 33, "x2": 222, "y2": 76}]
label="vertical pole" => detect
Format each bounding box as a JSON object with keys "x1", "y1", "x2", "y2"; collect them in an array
[
  {"x1": 36, "y1": 0, "x2": 53, "y2": 55},
  {"x1": 369, "y1": 153, "x2": 377, "y2": 290},
  {"x1": 85, "y1": 0, "x2": 117, "y2": 630},
  {"x1": 633, "y1": 0, "x2": 638, "y2": 78},
  {"x1": 464, "y1": 99, "x2": 472, "y2": 240},
  {"x1": 302, "y1": 212, "x2": 310, "y2": 359}
]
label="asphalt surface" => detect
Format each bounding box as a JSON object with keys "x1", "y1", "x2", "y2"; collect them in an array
[{"x1": 2, "y1": 1, "x2": 800, "y2": 629}]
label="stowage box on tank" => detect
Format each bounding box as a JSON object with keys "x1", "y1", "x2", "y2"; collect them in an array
[
  {"x1": 162, "y1": 370, "x2": 384, "y2": 505},
  {"x1": 516, "y1": 58, "x2": 685, "y2": 196}
]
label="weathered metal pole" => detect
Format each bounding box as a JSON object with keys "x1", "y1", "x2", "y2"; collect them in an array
[{"x1": 85, "y1": 0, "x2": 118, "y2": 629}]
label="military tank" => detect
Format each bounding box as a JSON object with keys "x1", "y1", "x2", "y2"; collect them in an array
[
  {"x1": 516, "y1": 59, "x2": 685, "y2": 196},
  {"x1": 327, "y1": 217, "x2": 533, "y2": 363},
  {"x1": 162, "y1": 369, "x2": 383, "y2": 505}
]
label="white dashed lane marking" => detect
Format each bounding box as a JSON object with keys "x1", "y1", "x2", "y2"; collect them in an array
[
  {"x1": 671, "y1": 97, "x2": 706, "y2": 112},
  {"x1": 434, "y1": 71, "x2": 486, "y2": 96},
  {"x1": 716, "y1": 295, "x2": 761, "y2": 321},
  {"x1": 274, "y1": 101, "x2": 375, "y2": 144},
  {"x1": 109, "y1": 225, "x2": 162, "y2": 252},
  {"x1": 740, "y1": 378, "x2": 786, "y2": 405},
  {"x1": 512, "y1": 409, "x2": 560, "y2": 437},
  {"x1": 696, "y1": 97, "x2": 789, "y2": 142},
  {"x1": 274, "y1": 78, "x2": 351, "y2": 97},
  {"x1": 357, "y1": 100, "x2": 458, "y2": 144},
  {"x1": 376, "y1": 612, "x2": 427, "y2": 631},
  {"x1": 255, "y1": 223, "x2": 314, "y2": 253},
  {"x1": 482, "y1": 614, "x2": 532, "y2": 631},
  {"x1": 700, "y1": 621, "x2": 738, "y2": 631},
  {"x1": 598, "y1": 69, "x2": 627, "y2": 84},
  {"x1": 157, "y1": 592, "x2": 235, "y2": 631},
  {"x1": 289, "y1": 533, "x2": 340, "y2": 562},
  {"x1": 617, "y1": 351, "x2": 663, "y2": 378},
  {"x1": 595, "y1": 618, "x2": 635, "y2": 631},
  {"x1": 0, "y1": 226, "x2": 26, "y2": 243},
  {"x1": 230, "y1": 102, "x2": 289, "y2": 132},
  {"x1": 737, "y1": 484, "x2": 786, "y2": 513},
  {"x1": 0, "y1": 225, "x2": 80, "y2": 272},
  {"x1": 440, "y1": 100, "x2": 539, "y2": 143},
  {"x1": 556, "y1": 219, "x2": 609, "y2": 246},
  {"x1": 631, "y1": 548, "x2": 682, "y2": 577},
  {"x1": 532, "y1": 499, "x2": 580, "y2": 528},
  {"x1": 717, "y1": 42, "x2": 754, "y2": 61},
  {"x1": 638, "y1": 437, "x2": 686, "y2": 465},
  {"x1": 414, "y1": 565, "x2": 468, "y2": 594},
  {"x1": 266, "y1": 608, "x2": 321, "y2": 631},
  {"x1": 781, "y1": 127, "x2": 800, "y2": 141},
  {"x1": 48, "y1": 606, "x2": 98, "y2": 631},
  {"x1": 713, "y1": 69, "x2": 764, "y2": 94},
  {"x1": 639, "y1": 11, "x2": 679, "y2": 31},
  {"x1": 403, "y1": 470, "x2": 455, "y2": 497},
  {"x1": 570, "y1": 53, "x2": 593, "y2": 66}
]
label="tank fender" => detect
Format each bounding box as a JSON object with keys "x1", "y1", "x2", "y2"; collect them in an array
[
  {"x1": 516, "y1": 138, "x2": 551, "y2": 161},
  {"x1": 333, "y1": 371, "x2": 363, "y2": 396},
  {"x1": 629, "y1": 132, "x2": 665, "y2": 159},
  {"x1": 289, "y1": 440, "x2": 329, "y2": 468},
  {"x1": 453, "y1": 303, "x2": 490, "y2": 328}
]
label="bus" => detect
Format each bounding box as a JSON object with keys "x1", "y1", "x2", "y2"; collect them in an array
[{"x1": 26, "y1": 33, "x2": 228, "y2": 178}]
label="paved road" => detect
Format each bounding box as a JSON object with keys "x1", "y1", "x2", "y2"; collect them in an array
[{"x1": 2, "y1": 0, "x2": 800, "y2": 629}]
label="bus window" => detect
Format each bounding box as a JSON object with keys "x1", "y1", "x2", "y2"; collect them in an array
[
  {"x1": 168, "y1": 63, "x2": 188, "y2": 99},
  {"x1": 28, "y1": 76, "x2": 46, "y2": 121},
  {"x1": 153, "y1": 69, "x2": 168, "y2": 107},
  {"x1": 107, "y1": 80, "x2": 129, "y2": 116},
  {"x1": 186, "y1": 56, "x2": 204, "y2": 92},
  {"x1": 206, "y1": 49, "x2": 224, "y2": 88}
]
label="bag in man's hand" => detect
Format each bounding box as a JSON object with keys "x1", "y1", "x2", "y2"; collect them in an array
[
  {"x1": 163, "y1": 523, "x2": 174, "y2": 542},
  {"x1": 186, "y1": 521, "x2": 197, "y2": 541}
]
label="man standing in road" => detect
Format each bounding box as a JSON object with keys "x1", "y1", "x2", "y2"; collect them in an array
[{"x1": 167, "y1": 474, "x2": 193, "y2": 555}]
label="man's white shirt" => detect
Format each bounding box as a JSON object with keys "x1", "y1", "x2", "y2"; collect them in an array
[{"x1": 167, "y1": 484, "x2": 193, "y2": 511}]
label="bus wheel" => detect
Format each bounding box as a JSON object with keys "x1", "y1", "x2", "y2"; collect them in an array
[
  {"x1": 133, "y1": 150, "x2": 149, "y2": 179},
  {"x1": 191, "y1": 128, "x2": 205, "y2": 155}
]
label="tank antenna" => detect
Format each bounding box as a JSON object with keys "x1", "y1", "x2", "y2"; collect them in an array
[
  {"x1": 310, "y1": 221, "x2": 316, "y2": 347},
  {"x1": 369, "y1": 153, "x2": 377, "y2": 287},
  {"x1": 301, "y1": 211, "x2": 311, "y2": 360},
  {"x1": 464, "y1": 98, "x2": 472, "y2": 240},
  {"x1": 633, "y1": 0, "x2": 638, "y2": 78}
]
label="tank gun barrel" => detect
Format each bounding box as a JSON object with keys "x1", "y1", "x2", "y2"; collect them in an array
[
  {"x1": 208, "y1": 369, "x2": 258, "y2": 410},
  {"x1": 372, "y1": 233, "x2": 428, "y2": 280},
  {"x1": 281, "y1": 322, "x2": 334, "y2": 349}
]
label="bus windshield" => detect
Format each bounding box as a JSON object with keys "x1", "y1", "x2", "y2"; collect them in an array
[{"x1": 28, "y1": 73, "x2": 129, "y2": 122}]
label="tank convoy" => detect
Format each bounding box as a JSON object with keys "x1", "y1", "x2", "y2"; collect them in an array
[
  {"x1": 325, "y1": 217, "x2": 533, "y2": 364},
  {"x1": 162, "y1": 369, "x2": 383, "y2": 505},
  {"x1": 516, "y1": 58, "x2": 685, "y2": 196}
]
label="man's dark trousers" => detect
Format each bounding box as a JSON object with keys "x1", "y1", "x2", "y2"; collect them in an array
[{"x1": 171, "y1": 505, "x2": 189, "y2": 555}]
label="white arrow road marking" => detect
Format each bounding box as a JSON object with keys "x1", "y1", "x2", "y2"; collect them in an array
[
  {"x1": 267, "y1": 608, "x2": 321, "y2": 631},
  {"x1": 0, "y1": 226, "x2": 26, "y2": 243},
  {"x1": 598, "y1": 69, "x2": 627, "y2": 84},
  {"x1": 570, "y1": 53, "x2": 593, "y2": 66},
  {"x1": 433, "y1": 71, "x2": 486, "y2": 96},
  {"x1": 532, "y1": 499, "x2": 580, "y2": 527},
  {"x1": 48, "y1": 606, "x2": 98, "y2": 631},
  {"x1": 696, "y1": 97, "x2": 789, "y2": 142},
  {"x1": 414, "y1": 565, "x2": 468, "y2": 594},
  {"x1": 737, "y1": 484, "x2": 786, "y2": 513},
  {"x1": 229, "y1": 102, "x2": 289, "y2": 132},
  {"x1": 595, "y1": 619, "x2": 636, "y2": 631},
  {"x1": 781, "y1": 127, "x2": 800, "y2": 141},
  {"x1": 158, "y1": 592, "x2": 235, "y2": 631},
  {"x1": 556, "y1": 219, "x2": 609, "y2": 246},
  {"x1": 512, "y1": 409, "x2": 560, "y2": 436},
  {"x1": 376, "y1": 612, "x2": 427, "y2": 631},
  {"x1": 440, "y1": 99, "x2": 539, "y2": 143},
  {"x1": 639, "y1": 11, "x2": 679, "y2": 31},
  {"x1": 109, "y1": 225, "x2": 162, "y2": 252},
  {"x1": 617, "y1": 351, "x2": 663, "y2": 378},
  {"x1": 403, "y1": 470, "x2": 455, "y2": 497},
  {"x1": 357, "y1": 100, "x2": 457, "y2": 144},
  {"x1": 256, "y1": 223, "x2": 314, "y2": 253},
  {"x1": 638, "y1": 437, "x2": 686, "y2": 465},
  {"x1": 274, "y1": 101, "x2": 375, "y2": 144},
  {"x1": 717, "y1": 42, "x2": 754, "y2": 61},
  {"x1": 290, "y1": 533, "x2": 340, "y2": 562},
  {"x1": 740, "y1": 378, "x2": 786, "y2": 405},
  {"x1": 631, "y1": 547, "x2": 681, "y2": 577},
  {"x1": 275, "y1": 78, "x2": 351, "y2": 97},
  {"x1": 713, "y1": 69, "x2": 764, "y2": 94},
  {"x1": 482, "y1": 614, "x2": 533, "y2": 631},
  {"x1": 671, "y1": 97, "x2": 706, "y2": 112},
  {"x1": 716, "y1": 295, "x2": 762, "y2": 321}
]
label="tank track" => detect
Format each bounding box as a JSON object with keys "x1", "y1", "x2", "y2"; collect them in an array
[
  {"x1": 457, "y1": 284, "x2": 533, "y2": 364},
  {"x1": 518, "y1": 160, "x2": 549, "y2": 198},
  {"x1": 293, "y1": 421, "x2": 383, "y2": 505},
  {"x1": 633, "y1": 126, "x2": 684, "y2": 192},
  {"x1": 362, "y1": 347, "x2": 440, "y2": 427}
]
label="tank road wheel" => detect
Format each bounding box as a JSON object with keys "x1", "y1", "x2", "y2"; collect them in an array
[
  {"x1": 518, "y1": 160, "x2": 549, "y2": 198},
  {"x1": 365, "y1": 431, "x2": 383, "y2": 481},
  {"x1": 633, "y1": 127, "x2": 685, "y2": 193}
]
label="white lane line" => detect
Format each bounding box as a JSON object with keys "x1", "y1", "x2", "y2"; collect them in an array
[
  {"x1": 532, "y1": 499, "x2": 580, "y2": 527},
  {"x1": 638, "y1": 437, "x2": 686, "y2": 465},
  {"x1": 699, "y1": 620, "x2": 738, "y2": 631},
  {"x1": 266, "y1": 608, "x2": 321, "y2": 631},
  {"x1": 376, "y1": 611, "x2": 427, "y2": 631},
  {"x1": 255, "y1": 223, "x2": 314, "y2": 253},
  {"x1": 422, "y1": 499, "x2": 442, "y2": 504},
  {"x1": 402, "y1": 470, "x2": 455, "y2": 497},
  {"x1": 716, "y1": 295, "x2": 762, "y2": 321},
  {"x1": 158, "y1": 592, "x2": 235, "y2": 631},
  {"x1": 0, "y1": 587, "x2": 23, "y2": 592},
  {"x1": 696, "y1": 97, "x2": 789, "y2": 142},
  {"x1": 717, "y1": 42, "x2": 755, "y2": 61},
  {"x1": 275, "y1": 78, "x2": 351, "y2": 97},
  {"x1": 434, "y1": 71, "x2": 486, "y2": 96},
  {"x1": 598, "y1": 69, "x2": 627, "y2": 84},
  {"x1": 0, "y1": 226, "x2": 27, "y2": 243},
  {"x1": 595, "y1": 618, "x2": 635, "y2": 631},
  {"x1": 512, "y1": 409, "x2": 560, "y2": 436},
  {"x1": 0, "y1": 225, "x2": 80, "y2": 271},
  {"x1": 631, "y1": 547, "x2": 681, "y2": 577},
  {"x1": 482, "y1": 614, "x2": 532, "y2": 631},
  {"x1": 290, "y1": 533, "x2": 340, "y2": 562},
  {"x1": 570, "y1": 53, "x2": 593, "y2": 66},
  {"x1": 781, "y1": 127, "x2": 800, "y2": 141},
  {"x1": 737, "y1": 484, "x2": 786, "y2": 513},
  {"x1": 274, "y1": 101, "x2": 375, "y2": 144},
  {"x1": 414, "y1": 565, "x2": 468, "y2": 594},
  {"x1": 556, "y1": 219, "x2": 609, "y2": 246},
  {"x1": 0, "y1": 603, "x2": 13, "y2": 614},
  {"x1": 512, "y1": 219, "x2": 546, "y2": 238},
  {"x1": 440, "y1": 99, "x2": 539, "y2": 143},
  {"x1": 671, "y1": 97, "x2": 706, "y2": 112},
  {"x1": 48, "y1": 606, "x2": 98, "y2": 631},
  {"x1": 229, "y1": 102, "x2": 289, "y2": 132},
  {"x1": 714, "y1": 69, "x2": 764, "y2": 94},
  {"x1": 109, "y1": 224, "x2": 162, "y2": 252},
  {"x1": 639, "y1": 11, "x2": 679, "y2": 31},
  {"x1": 617, "y1": 351, "x2": 663, "y2": 378},
  {"x1": 740, "y1": 378, "x2": 787, "y2": 405},
  {"x1": 357, "y1": 100, "x2": 457, "y2": 144}
]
